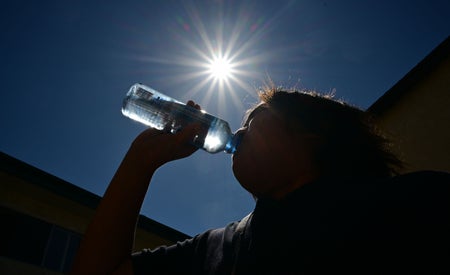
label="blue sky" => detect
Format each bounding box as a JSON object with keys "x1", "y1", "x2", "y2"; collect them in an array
[{"x1": 1, "y1": 0, "x2": 449, "y2": 236}]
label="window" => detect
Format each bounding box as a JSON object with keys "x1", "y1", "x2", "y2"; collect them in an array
[{"x1": 1, "y1": 206, "x2": 81, "y2": 273}]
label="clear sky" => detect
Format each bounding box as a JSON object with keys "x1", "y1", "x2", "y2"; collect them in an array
[{"x1": 1, "y1": 0, "x2": 449, "y2": 236}]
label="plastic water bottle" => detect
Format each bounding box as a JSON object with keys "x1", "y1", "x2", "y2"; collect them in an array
[{"x1": 122, "y1": 83, "x2": 239, "y2": 154}]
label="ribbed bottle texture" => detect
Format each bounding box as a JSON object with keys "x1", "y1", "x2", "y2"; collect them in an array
[{"x1": 122, "y1": 83, "x2": 237, "y2": 154}]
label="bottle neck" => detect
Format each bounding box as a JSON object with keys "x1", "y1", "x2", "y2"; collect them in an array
[{"x1": 224, "y1": 133, "x2": 241, "y2": 154}]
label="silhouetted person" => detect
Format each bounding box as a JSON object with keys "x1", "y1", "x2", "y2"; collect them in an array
[{"x1": 71, "y1": 87, "x2": 450, "y2": 274}]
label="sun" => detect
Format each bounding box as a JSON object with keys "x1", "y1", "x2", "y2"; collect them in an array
[{"x1": 208, "y1": 56, "x2": 233, "y2": 81}]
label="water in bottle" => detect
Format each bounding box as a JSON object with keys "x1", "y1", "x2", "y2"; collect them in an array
[{"x1": 122, "y1": 83, "x2": 239, "y2": 154}]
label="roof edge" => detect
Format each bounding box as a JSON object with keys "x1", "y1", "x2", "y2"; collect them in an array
[
  {"x1": 368, "y1": 36, "x2": 450, "y2": 114},
  {"x1": 1, "y1": 151, "x2": 100, "y2": 209}
]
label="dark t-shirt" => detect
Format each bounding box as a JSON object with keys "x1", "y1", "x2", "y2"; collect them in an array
[{"x1": 132, "y1": 171, "x2": 450, "y2": 274}]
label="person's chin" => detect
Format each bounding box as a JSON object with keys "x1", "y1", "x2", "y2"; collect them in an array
[
  {"x1": 231, "y1": 150, "x2": 240, "y2": 166},
  {"x1": 231, "y1": 158, "x2": 243, "y2": 181}
]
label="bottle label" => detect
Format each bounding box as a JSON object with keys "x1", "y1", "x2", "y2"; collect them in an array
[{"x1": 135, "y1": 87, "x2": 154, "y2": 101}]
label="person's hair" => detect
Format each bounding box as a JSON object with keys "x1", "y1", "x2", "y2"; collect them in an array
[{"x1": 256, "y1": 86, "x2": 402, "y2": 179}]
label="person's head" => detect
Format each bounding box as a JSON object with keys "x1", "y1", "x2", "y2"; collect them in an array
[{"x1": 232, "y1": 86, "x2": 401, "y2": 199}]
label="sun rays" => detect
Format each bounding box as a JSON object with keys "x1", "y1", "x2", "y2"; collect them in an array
[{"x1": 121, "y1": 1, "x2": 287, "y2": 118}]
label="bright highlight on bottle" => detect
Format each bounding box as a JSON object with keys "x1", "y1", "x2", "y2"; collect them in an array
[
  {"x1": 204, "y1": 135, "x2": 222, "y2": 152},
  {"x1": 208, "y1": 56, "x2": 233, "y2": 81}
]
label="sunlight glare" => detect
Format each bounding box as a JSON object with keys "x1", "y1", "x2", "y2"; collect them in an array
[
  {"x1": 208, "y1": 56, "x2": 233, "y2": 81},
  {"x1": 128, "y1": 1, "x2": 273, "y2": 116},
  {"x1": 204, "y1": 134, "x2": 222, "y2": 152}
]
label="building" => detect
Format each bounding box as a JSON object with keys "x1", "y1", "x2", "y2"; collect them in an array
[
  {"x1": 368, "y1": 36, "x2": 450, "y2": 173},
  {"x1": 0, "y1": 152, "x2": 190, "y2": 274}
]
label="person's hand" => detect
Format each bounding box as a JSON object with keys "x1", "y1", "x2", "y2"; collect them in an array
[{"x1": 126, "y1": 100, "x2": 203, "y2": 170}]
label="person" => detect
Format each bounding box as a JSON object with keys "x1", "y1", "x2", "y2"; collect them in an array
[{"x1": 71, "y1": 87, "x2": 450, "y2": 274}]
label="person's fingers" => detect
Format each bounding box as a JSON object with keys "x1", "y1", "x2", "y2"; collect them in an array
[
  {"x1": 166, "y1": 124, "x2": 200, "y2": 159},
  {"x1": 186, "y1": 100, "x2": 202, "y2": 110},
  {"x1": 175, "y1": 123, "x2": 201, "y2": 144}
]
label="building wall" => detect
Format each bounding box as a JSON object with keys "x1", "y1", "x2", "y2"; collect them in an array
[
  {"x1": 1, "y1": 171, "x2": 94, "y2": 235},
  {"x1": 372, "y1": 46, "x2": 450, "y2": 173}
]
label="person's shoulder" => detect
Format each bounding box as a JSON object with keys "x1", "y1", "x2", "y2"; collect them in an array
[
  {"x1": 192, "y1": 217, "x2": 247, "y2": 245},
  {"x1": 361, "y1": 171, "x2": 450, "y2": 242},
  {"x1": 391, "y1": 170, "x2": 450, "y2": 184},
  {"x1": 379, "y1": 171, "x2": 450, "y2": 224},
  {"x1": 386, "y1": 170, "x2": 450, "y2": 197}
]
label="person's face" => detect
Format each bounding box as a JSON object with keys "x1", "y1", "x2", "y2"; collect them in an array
[{"x1": 232, "y1": 104, "x2": 317, "y2": 199}]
